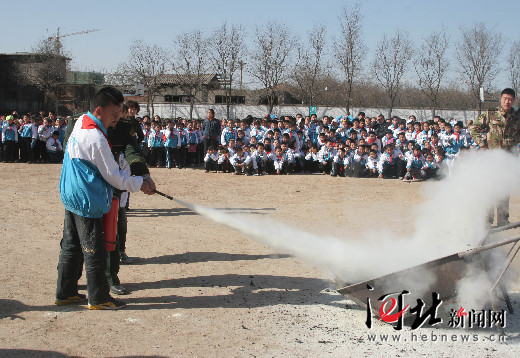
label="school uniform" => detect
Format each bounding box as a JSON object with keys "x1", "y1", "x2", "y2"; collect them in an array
[
  {"x1": 163, "y1": 128, "x2": 181, "y2": 169},
  {"x1": 377, "y1": 152, "x2": 397, "y2": 178},
  {"x1": 304, "y1": 151, "x2": 319, "y2": 172},
  {"x1": 186, "y1": 129, "x2": 200, "y2": 166},
  {"x1": 250, "y1": 150, "x2": 268, "y2": 174},
  {"x1": 177, "y1": 128, "x2": 189, "y2": 168},
  {"x1": 220, "y1": 126, "x2": 237, "y2": 146},
  {"x1": 46, "y1": 136, "x2": 63, "y2": 163},
  {"x1": 422, "y1": 160, "x2": 438, "y2": 179},
  {"x1": 2, "y1": 123, "x2": 19, "y2": 162},
  {"x1": 38, "y1": 124, "x2": 54, "y2": 162},
  {"x1": 366, "y1": 154, "x2": 380, "y2": 177},
  {"x1": 406, "y1": 154, "x2": 426, "y2": 180},
  {"x1": 147, "y1": 130, "x2": 165, "y2": 167},
  {"x1": 19, "y1": 122, "x2": 38, "y2": 162},
  {"x1": 349, "y1": 150, "x2": 368, "y2": 177},
  {"x1": 218, "y1": 154, "x2": 233, "y2": 173},
  {"x1": 273, "y1": 153, "x2": 288, "y2": 173},
  {"x1": 231, "y1": 152, "x2": 252, "y2": 175},
  {"x1": 204, "y1": 152, "x2": 219, "y2": 171},
  {"x1": 331, "y1": 154, "x2": 349, "y2": 177},
  {"x1": 317, "y1": 147, "x2": 336, "y2": 173}
]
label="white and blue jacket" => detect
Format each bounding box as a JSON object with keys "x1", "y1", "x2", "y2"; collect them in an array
[
  {"x1": 2, "y1": 124, "x2": 18, "y2": 142},
  {"x1": 60, "y1": 112, "x2": 143, "y2": 218}
]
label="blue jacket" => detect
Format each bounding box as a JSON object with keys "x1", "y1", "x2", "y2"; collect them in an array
[{"x1": 60, "y1": 112, "x2": 143, "y2": 218}]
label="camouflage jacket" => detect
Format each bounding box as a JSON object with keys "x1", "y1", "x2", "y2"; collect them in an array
[{"x1": 468, "y1": 106, "x2": 520, "y2": 150}]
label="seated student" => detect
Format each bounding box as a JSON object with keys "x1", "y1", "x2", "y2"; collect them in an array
[
  {"x1": 237, "y1": 129, "x2": 250, "y2": 146},
  {"x1": 390, "y1": 143, "x2": 407, "y2": 179},
  {"x1": 395, "y1": 132, "x2": 407, "y2": 152},
  {"x1": 404, "y1": 145, "x2": 426, "y2": 181},
  {"x1": 331, "y1": 148, "x2": 348, "y2": 177},
  {"x1": 349, "y1": 144, "x2": 368, "y2": 177},
  {"x1": 280, "y1": 142, "x2": 295, "y2": 174},
  {"x1": 273, "y1": 145, "x2": 288, "y2": 175},
  {"x1": 147, "y1": 123, "x2": 164, "y2": 168},
  {"x1": 250, "y1": 143, "x2": 268, "y2": 175},
  {"x1": 46, "y1": 130, "x2": 63, "y2": 163},
  {"x1": 365, "y1": 149, "x2": 380, "y2": 177},
  {"x1": 204, "y1": 146, "x2": 219, "y2": 173},
  {"x1": 421, "y1": 152, "x2": 438, "y2": 180},
  {"x1": 217, "y1": 148, "x2": 233, "y2": 173},
  {"x1": 377, "y1": 144, "x2": 397, "y2": 179},
  {"x1": 318, "y1": 139, "x2": 337, "y2": 174},
  {"x1": 264, "y1": 143, "x2": 276, "y2": 174},
  {"x1": 231, "y1": 146, "x2": 252, "y2": 175},
  {"x1": 304, "y1": 145, "x2": 319, "y2": 173},
  {"x1": 288, "y1": 139, "x2": 304, "y2": 172}
]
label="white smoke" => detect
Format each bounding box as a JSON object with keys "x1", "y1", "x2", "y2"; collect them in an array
[{"x1": 173, "y1": 149, "x2": 520, "y2": 305}]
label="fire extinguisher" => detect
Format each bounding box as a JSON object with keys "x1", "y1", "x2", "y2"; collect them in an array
[{"x1": 103, "y1": 197, "x2": 119, "y2": 251}]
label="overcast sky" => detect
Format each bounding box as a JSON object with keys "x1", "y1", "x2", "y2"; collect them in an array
[{"x1": 2, "y1": 0, "x2": 519, "y2": 89}]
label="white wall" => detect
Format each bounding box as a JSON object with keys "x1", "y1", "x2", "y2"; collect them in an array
[{"x1": 146, "y1": 103, "x2": 480, "y2": 124}]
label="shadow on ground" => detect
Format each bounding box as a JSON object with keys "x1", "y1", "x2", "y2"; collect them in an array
[
  {"x1": 131, "y1": 251, "x2": 290, "y2": 265},
  {"x1": 124, "y1": 273, "x2": 355, "y2": 311}
]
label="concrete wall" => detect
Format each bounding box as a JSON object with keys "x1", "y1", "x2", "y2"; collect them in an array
[{"x1": 146, "y1": 103, "x2": 480, "y2": 124}]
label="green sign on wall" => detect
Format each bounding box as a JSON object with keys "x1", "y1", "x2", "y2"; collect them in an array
[{"x1": 309, "y1": 106, "x2": 317, "y2": 115}]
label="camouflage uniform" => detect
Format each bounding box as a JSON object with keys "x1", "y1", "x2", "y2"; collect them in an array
[{"x1": 468, "y1": 106, "x2": 520, "y2": 225}]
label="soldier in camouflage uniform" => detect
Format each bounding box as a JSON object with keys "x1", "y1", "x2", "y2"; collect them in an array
[{"x1": 468, "y1": 88, "x2": 520, "y2": 226}]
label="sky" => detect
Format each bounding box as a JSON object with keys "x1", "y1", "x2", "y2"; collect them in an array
[{"x1": 1, "y1": 0, "x2": 519, "y2": 89}]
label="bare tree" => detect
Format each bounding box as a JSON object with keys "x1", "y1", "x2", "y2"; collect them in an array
[
  {"x1": 292, "y1": 24, "x2": 327, "y2": 107},
  {"x1": 372, "y1": 29, "x2": 412, "y2": 118},
  {"x1": 415, "y1": 29, "x2": 450, "y2": 119},
  {"x1": 249, "y1": 22, "x2": 295, "y2": 114},
  {"x1": 509, "y1": 40, "x2": 520, "y2": 99},
  {"x1": 210, "y1": 22, "x2": 245, "y2": 119},
  {"x1": 118, "y1": 39, "x2": 171, "y2": 117},
  {"x1": 456, "y1": 22, "x2": 503, "y2": 114},
  {"x1": 174, "y1": 30, "x2": 209, "y2": 119},
  {"x1": 13, "y1": 37, "x2": 69, "y2": 114},
  {"x1": 334, "y1": 2, "x2": 365, "y2": 114}
]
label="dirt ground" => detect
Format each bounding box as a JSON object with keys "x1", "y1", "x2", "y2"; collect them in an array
[{"x1": 1, "y1": 163, "x2": 520, "y2": 357}]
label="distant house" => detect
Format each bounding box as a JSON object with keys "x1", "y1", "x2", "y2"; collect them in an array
[{"x1": 0, "y1": 53, "x2": 100, "y2": 115}]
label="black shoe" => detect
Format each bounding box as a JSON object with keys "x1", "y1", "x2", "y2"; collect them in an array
[
  {"x1": 55, "y1": 293, "x2": 87, "y2": 306},
  {"x1": 110, "y1": 285, "x2": 129, "y2": 295},
  {"x1": 120, "y1": 251, "x2": 133, "y2": 264}
]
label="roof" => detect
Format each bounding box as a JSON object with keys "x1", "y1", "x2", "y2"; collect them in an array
[{"x1": 156, "y1": 73, "x2": 219, "y2": 86}]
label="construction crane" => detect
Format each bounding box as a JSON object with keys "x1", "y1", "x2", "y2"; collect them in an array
[{"x1": 47, "y1": 28, "x2": 100, "y2": 55}]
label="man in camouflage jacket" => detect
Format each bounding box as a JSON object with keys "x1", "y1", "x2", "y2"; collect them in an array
[{"x1": 469, "y1": 88, "x2": 519, "y2": 226}]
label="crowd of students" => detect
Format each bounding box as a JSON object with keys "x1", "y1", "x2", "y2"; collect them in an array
[{"x1": 2, "y1": 110, "x2": 482, "y2": 181}]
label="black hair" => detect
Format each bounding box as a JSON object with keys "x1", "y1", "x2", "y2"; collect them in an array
[
  {"x1": 501, "y1": 88, "x2": 516, "y2": 98},
  {"x1": 207, "y1": 146, "x2": 215, "y2": 151},
  {"x1": 89, "y1": 86, "x2": 124, "y2": 112}
]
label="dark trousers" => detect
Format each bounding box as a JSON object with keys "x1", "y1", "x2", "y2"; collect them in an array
[
  {"x1": 47, "y1": 150, "x2": 61, "y2": 163},
  {"x1": 205, "y1": 159, "x2": 217, "y2": 171},
  {"x1": 178, "y1": 146, "x2": 187, "y2": 168},
  {"x1": 197, "y1": 143, "x2": 204, "y2": 163},
  {"x1": 165, "y1": 147, "x2": 179, "y2": 168},
  {"x1": 332, "y1": 162, "x2": 346, "y2": 177},
  {"x1": 106, "y1": 207, "x2": 127, "y2": 286},
  {"x1": 3, "y1": 140, "x2": 17, "y2": 162},
  {"x1": 204, "y1": 137, "x2": 218, "y2": 154},
  {"x1": 219, "y1": 159, "x2": 233, "y2": 173},
  {"x1": 304, "y1": 159, "x2": 319, "y2": 173},
  {"x1": 19, "y1": 137, "x2": 32, "y2": 162},
  {"x1": 148, "y1": 147, "x2": 164, "y2": 167},
  {"x1": 490, "y1": 196, "x2": 510, "y2": 226},
  {"x1": 38, "y1": 141, "x2": 47, "y2": 162},
  {"x1": 56, "y1": 210, "x2": 111, "y2": 305},
  {"x1": 382, "y1": 162, "x2": 397, "y2": 178},
  {"x1": 319, "y1": 160, "x2": 333, "y2": 174}
]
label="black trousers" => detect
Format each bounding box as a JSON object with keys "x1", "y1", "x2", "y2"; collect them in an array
[
  {"x1": 19, "y1": 137, "x2": 32, "y2": 162},
  {"x1": 3, "y1": 140, "x2": 17, "y2": 162},
  {"x1": 56, "y1": 210, "x2": 111, "y2": 305},
  {"x1": 204, "y1": 137, "x2": 218, "y2": 154},
  {"x1": 148, "y1": 147, "x2": 164, "y2": 167}
]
